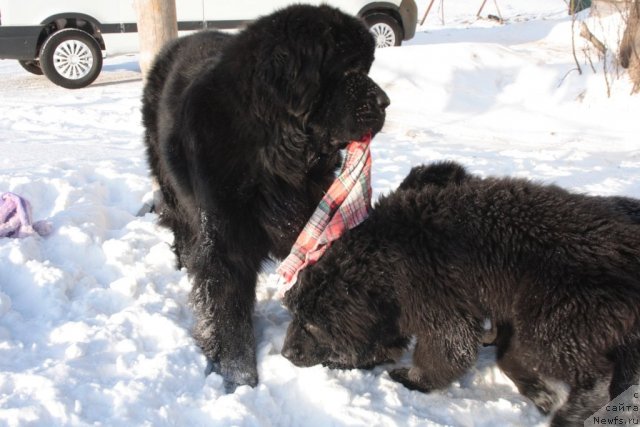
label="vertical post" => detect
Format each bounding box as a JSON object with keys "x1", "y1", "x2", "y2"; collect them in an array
[
  {"x1": 420, "y1": 0, "x2": 438, "y2": 25},
  {"x1": 492, "y1": 0, "x2": 503, "y2": 21},
  {"x1": 477, "y1": 0, "x2": 489, "y2": 17},
  {"x1": 134, "y1": 0, "x2": 178, "y2": 77}
]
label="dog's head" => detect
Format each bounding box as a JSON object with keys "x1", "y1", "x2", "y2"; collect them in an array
[
  {"x1": 281, "y1": 253, "x2": 407, "y2": 369},
  {"x1": 242, "y1": 5, "x2": 389, "y2": 151},
  {"x1": 398, "y1": 161, "x2": 472, "y2": 192}
]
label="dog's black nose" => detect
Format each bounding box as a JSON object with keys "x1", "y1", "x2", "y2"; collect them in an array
[{"x1": 376, "y1": 90, "x2": 390, "y2": 109}]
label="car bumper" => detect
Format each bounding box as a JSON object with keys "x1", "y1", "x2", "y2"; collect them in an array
[{"x1": 0, "y1": 25, "x2": 44, "y2": 60}]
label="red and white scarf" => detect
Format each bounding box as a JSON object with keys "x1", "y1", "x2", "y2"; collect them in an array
[{"x1": 276, "y1": 134, "x2": 373, "y2": 297}]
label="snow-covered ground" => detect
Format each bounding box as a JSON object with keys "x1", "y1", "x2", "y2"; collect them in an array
[{"x1": 1, "y1": 1, "x2": 639, "y2": 425}]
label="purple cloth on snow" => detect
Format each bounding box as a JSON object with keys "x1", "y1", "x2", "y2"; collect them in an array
[{"x1": 0, "y1": 192, "x2": 52, "y2": 238}]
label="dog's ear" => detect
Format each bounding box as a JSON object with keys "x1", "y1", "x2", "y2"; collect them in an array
[
  {"x1": 282, "y1": 284, "x2": 298, "y2": 311},
  {"x1": 253, "y1": 44, "x2": 322, "y2": 119},
  {"x1": 283, "y1": 269, "x2": 320, "y2": 314},
  {"x1": 259, "y1": 46, "x2": 292, "y2": 85}
]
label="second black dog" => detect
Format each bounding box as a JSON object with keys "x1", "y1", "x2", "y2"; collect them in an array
[{"x1": 283, "y1": 161, "x2": 640, "y2": 426}]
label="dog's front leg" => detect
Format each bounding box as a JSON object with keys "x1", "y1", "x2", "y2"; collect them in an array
[
  {"x1": 188, "y1": 228, "x2": 261, "y2": 393},
  {"x1": 390, "y1": 320, "x2": 481, "y2": 393}
]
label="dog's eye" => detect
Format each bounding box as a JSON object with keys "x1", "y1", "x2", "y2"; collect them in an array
[
  {"x1": 304, "y1": 323, "x2": 323, "y2": 337},
  {"x1": 343, "y1": 66, "x2": 364, "y2": 77}
]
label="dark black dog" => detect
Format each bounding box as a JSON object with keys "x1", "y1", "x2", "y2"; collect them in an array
[
  {"x1": 282, "y1": 162, "x2": 640, "y2": 426},
  {"x1": 141, "y1": 5, "x2": 389, "y2": 391}
]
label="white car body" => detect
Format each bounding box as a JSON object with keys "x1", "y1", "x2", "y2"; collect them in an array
[
  {"x1": 0, "y1": 0, "x2": 417, "y2": 56},
  {"x1": 0, "y1": 0, "x2": 417, "y2": 87}
]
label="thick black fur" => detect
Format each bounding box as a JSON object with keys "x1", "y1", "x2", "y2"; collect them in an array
[
  {"x1": 282, "y1": 161, "x2": 640, "y2": 426},
  {"x1": 141, "y1": 5, "x2": 389, "y2": 391}
]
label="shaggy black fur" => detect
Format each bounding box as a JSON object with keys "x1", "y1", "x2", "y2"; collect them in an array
[
  {"x1": 141, "y1": 5, "x2": 389, "y2": 391},
  {"x1": 282, "y1": 161, "x2": 640, "y2": 426}
]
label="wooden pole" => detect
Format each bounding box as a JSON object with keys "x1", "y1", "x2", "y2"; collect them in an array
[
  {"x1": 134, "y1": 0, "x2": 178, "y2": 77},
  {"x1": 420, "y1": 0, "x2": 438, "y2": 25},
  {"x1": 477, "y1": 0, "x2": 489, "y2": 17},
  {"x1": 492, "y1": 0, "x2": 504, "y2": 22}
]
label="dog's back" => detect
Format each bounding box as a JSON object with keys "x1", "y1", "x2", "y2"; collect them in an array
[
  {"x1": 142, "y1": 30, "x2": 232, "y2": 182},
  {"x1": 381, "y1": 172, "x2": 640, "y2": 324},
  {"x1": 383, "y1": 166, "x2": 640, "y2": 419}
]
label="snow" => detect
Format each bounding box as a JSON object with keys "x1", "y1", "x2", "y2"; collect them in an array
[{"x1": 1, "y1": 1, "x2": 639, "y2": 425}]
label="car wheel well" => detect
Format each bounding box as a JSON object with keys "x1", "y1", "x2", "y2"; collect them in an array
[
  {"x1": 361, "y1": 8, "x2": 403, "y2": 29},
  {"x1": 37, "y1": 16, "x2": 105, "y2": 54}
]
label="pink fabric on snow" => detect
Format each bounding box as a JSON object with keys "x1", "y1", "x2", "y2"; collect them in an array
[{"x1": 0, "y1": 192, "x2": 52, "y2": 238}]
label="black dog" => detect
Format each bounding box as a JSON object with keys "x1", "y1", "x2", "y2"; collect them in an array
[
  {"x1": 283, "y1": 162, "x2": 640, "y2": 426},
  {"x1": 141, "y1": 5, "x2": 389, "y2": 391}
]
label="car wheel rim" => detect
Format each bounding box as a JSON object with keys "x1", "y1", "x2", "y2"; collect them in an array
[
  {"x1": 52, "y1": 40, "x2": 94, "y2": 80},
  {"x1": 370, "y1": 23, "x2": 395, "y2": 48}
]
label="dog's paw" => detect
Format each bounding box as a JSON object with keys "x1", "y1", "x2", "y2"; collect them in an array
[
  {"x1": 522, "y1": 381, "x2": 563, "y2": 415},
  {"x1": 206, "y1": 357, "x2": 258, "y2": 393},
  {"x1": 389, "y1": 368, "x2": 431, "y2": 393}
]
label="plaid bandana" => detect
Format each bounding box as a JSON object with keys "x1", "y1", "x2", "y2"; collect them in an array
[{"x1": 276, "y1": 134, "x2": 373, "y2": 297}]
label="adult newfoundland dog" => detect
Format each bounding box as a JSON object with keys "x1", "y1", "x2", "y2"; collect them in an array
[
  {"x1": 282, "y1": 162, "x2": 640, "y2": 426},
  {"x1": 141, "y1": 5, "x2": 389, "y2": 391}
]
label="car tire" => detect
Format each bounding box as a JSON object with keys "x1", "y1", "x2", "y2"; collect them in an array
[
  {"x1": 364, "y1": 13, "x2": 403, "y2": 48},
  {"x1": 39, "y1": 28, "x2": 103, "y2": 89},
  {"x1": 18, "y1": 60, "x2": 44, "y2": 75}
]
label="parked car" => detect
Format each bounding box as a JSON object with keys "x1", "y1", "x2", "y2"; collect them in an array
[{"x1": 0, "y1": 0, "x2": 417, "y2": 89}]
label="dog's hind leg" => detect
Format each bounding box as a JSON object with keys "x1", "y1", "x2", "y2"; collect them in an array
[
  {"x1": 498, "y1": 352, "x2": 563, "y2": 414},
  {"x1": 609, "y1": 337, "x2": 640, "y2": 399},
  {"x1": 494, "y1": 322, "x2": 564, "y2": 415},
  {"x1": 551, "y1": 337, "x2": 640, "y2": 426},
  {"x1": 550, "y1": 378, "x2": 610, "y2": 427},
  {"x1": 499, "y1": 321, "x2": 610, "y2": 425}
]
